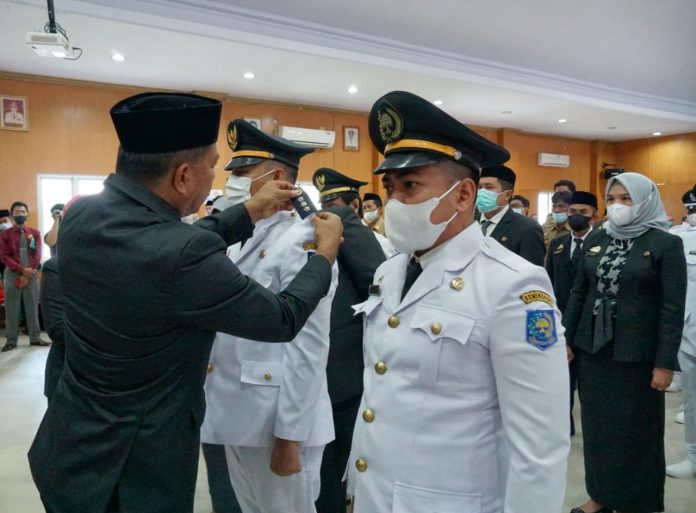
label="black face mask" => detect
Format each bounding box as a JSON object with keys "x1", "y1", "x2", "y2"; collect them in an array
[
  {"x1": 567, "y1": 213, "x2": 591, "y2": 232},
  {"x1": 13, "y1": 215, "x2": 27, "y2": 225}
]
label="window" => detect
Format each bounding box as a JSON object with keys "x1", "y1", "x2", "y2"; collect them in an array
[
  {"x1": 37, "y1": 174, "x2": 107, "y2": 259},
  {"x1": 537, "y1": 191, "x2": 553, "y2": 225}
]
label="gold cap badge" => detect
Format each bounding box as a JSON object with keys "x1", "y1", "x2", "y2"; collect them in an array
[
  {"x1": 315, "y1": 174, "x2": 326, "y2": 191},
  {"x1": 227, "y1": 125, "x2": 238, "y2": 150},
  {"x1": 377, "y1": 105, "x2": 403, "y2": 144}
]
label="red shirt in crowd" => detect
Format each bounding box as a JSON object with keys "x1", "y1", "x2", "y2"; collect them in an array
[{"x1": 0, "y1": 225, "x2": 43, "y2": 274}]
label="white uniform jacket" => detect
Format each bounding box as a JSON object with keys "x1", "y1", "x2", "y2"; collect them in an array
[
  {"x1": 201, "y1": 211, "x2": 338, "y2": 447},
  {"x1": 347, "y1": 223, "x2": 570, "y2": 513},
  {"x1": 671, "y1": 223, "x2": 696, "y2": 357}
]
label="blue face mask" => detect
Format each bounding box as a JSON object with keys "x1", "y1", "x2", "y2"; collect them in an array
[
  {"x1": 552, "y1": 212, "x2": 568, "y2": 224},
  {"x1": 476, "y1": 189, "x2": 502, "y2": 213}
]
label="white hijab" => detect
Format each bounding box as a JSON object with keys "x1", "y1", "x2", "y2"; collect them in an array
[{"x1": 605, "y1": 172, "x2": 669, "y2": 240}]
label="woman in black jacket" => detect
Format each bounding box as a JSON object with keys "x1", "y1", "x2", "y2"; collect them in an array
[{"x1": 564, "y1": 172, "x2": 686, "y2": 513}]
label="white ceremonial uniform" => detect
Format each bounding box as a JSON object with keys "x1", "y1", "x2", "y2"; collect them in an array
[
  {"x1": 373, "y1": 231, "x2": 398, "y2": 258},
  {"x1": 671, "y1": 222, "x2": 696, "y2": 465},
  {"x1": 201, "y1": 210, "x2": 338, "y2": 513},
  {"x1": 347, "y1": 223, "x2": 570, "y2": 513}
]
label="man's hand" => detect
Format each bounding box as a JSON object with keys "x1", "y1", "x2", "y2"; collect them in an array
[
  {"x1": 270, "y1": 437, "x2": 302, "y2": 476},
  {"x1": 16, "y1": 276, "x2": 28, "y2": 288},
  {"x1": 312, "y1": 211, "x2": 343, "y2": 265},
  {"x1": 21, "y1": 267, "x2": 36, "y2": 280},
  {"x1": 566, "y1": 345, "x2": 574, "y2": 363},
  {"x1": 651, "y1": 367, "x2": 674, "y2": 391},
  {"x1": 244, "y1": 180, "x2": 300, "y2": 223}
]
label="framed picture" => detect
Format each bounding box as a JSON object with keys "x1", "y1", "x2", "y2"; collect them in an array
[
  {"x1": 1, "y1": 95, "x2": 29, "y2": 131},
  {"x1": 244, "y1": 117, "x2": 262, "y2": 130},
  {"x1": 343, "y1": 126, "x2": 359, "y2": 151}
]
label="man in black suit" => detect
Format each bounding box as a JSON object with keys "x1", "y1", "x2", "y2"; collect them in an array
[
  {"x1": 545, "y1": 191, "x2": 598, "y2": 435},
  {"x1": 27, "y1": 92, "x2": 344, "y2": 513},
  {"x1": 477, "y1": 165, "x2": 546, "y2": 266},
  {"x1": 312, "y1": 168, "x2": 387, "y2": 513}
]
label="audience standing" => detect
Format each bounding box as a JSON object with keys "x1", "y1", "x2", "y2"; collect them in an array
[
  {"x1": 546, "y1": 190, "x2": 572, "y2": 246},
  {"x1": 509, "y1": 194, "x2": 530, "y2": 216}
]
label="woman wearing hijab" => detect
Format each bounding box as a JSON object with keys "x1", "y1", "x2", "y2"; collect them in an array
[{"x1": 564, "y1": 173, "x2": 687, "y2": 513}]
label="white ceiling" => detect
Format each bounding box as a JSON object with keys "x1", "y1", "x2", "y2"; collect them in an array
[{"x1": 1, "y1": 0, "x2": 695, "y2": 141}]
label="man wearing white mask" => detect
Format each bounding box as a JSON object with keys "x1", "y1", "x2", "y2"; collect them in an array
[
  {"x1": 667, "y1": 184, "x2": 696, "y2": 479},
  {"x1": 201, "y1": 119, "x2": 338, "y2": 513},
  {"x1": 478, "y1": 165, "x2": 546, "y2": 266},
  {"x1": 347, "y1": 91, "x2": 570, "y2": 513},
  {"x1": 362, "y1": 193, "x2": 386, "y2": 235}
]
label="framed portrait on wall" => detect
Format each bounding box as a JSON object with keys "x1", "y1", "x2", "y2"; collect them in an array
[
  {"x1": 244, "y1": 117, "x2": 262, "y2": 130},
  {"x1": 343, "y1": 126, "x2": 359, "y2": 151},
  {"x1": 1, "y1": 95, "x2": 29, "y2": 131}
]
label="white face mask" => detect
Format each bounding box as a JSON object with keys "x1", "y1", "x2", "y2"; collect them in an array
[
  {"x1": 363, "y1": 210, "x2": 380, "y2": 223},
  {"x1": 511, "y1": 207, "x2": 525, "y2": 216},
  {"x1": 224, "y1": 169, "x2": 276, "y2": 206},
  {"x1": 607, "y1": 202, "x2": 636, "y2": 226},
  {"x1": 687, "y1": 213, "x2": 696, "y2": 226},
  {"x1": 385, "y1": 181, "x2": 461, "y2": 254},
  {"x1": 0, "y1": 222, "x2": 11, "y2": 230}
]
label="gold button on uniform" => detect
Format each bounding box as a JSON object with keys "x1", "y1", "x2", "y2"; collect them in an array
[
  {"x1": 362, "y1": 408, "x2": 375, "y2": 423},
  {"x1": 387, "y1": 315, "x2": 400, "y2": 328},
  {"x1": 259, "y1": 249, "x2": 267, "y2": 258},
  {"x1": 431, "y1": 323, "x2": 442, "y2": 335},
  {"x1": 374, "y1": 361, "x2": 387, "y2": 375},
  {"x1": 355, "y1": 458, "x2": 368, "y2": 472},
  {"x1": 264, "y1": 372, "x2": 272, "y2": 381},
  {"x1": 207, "y1": 363, "x2": 213, "y2": 374},
  {"x1": 449, "y1": 277, "x2": 464, "y2": 290}
]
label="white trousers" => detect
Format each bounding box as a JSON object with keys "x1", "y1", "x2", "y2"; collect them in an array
[
  {"x1": 224, "y1": 444, "x2": 325, "y2": 513},
  {"x1": 679, "y1": 350, "x2": 696, "y2": 466}
]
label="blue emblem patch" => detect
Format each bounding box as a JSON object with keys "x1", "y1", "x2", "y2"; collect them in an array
[{"x1": 526, "y1": 310, "x2": 558, "y2": 350}]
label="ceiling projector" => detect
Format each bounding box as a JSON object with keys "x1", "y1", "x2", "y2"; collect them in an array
[{"x1": 26, "y1": 31, "x2": 72, "y2": 58}]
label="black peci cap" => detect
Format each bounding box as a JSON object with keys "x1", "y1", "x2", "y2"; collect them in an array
[
  {"x1": 369, "y1": 91, "x2": 509, "y2": 174},
  {"x1": 224, "y1": 119, "x2": 314, "y2": 170},
  {"x1": 570, "y1": 191, "x2": 598, "y2": 210},
  {"x1": 312, "y1": 168, "x2": 368, "y2": 203},
  {"x1": 682, "y1": 184, "x2": 696, "y2": 205},
  {"x1": 110, "y1": 92, "x2": 221, "y2": 154},
  {"x1": 480, "y1": 165, "x2": 517, "y2": 187},
  {"x1": 363, "y1": 192, "x2": 383, "y2": 205},
  {"x1": 0, "y1": 209, "x2": 9, "y2": 218}
]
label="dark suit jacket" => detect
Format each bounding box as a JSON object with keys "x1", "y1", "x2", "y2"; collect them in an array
[
  {"x1": 40, "y1": 256, "x2": 64, "y2": 400},
  {"x1": 489, "y1": 208, "x2": 546, "y2": 266},
  {"x1": 28, "y1": 173, "x2": 333, "y2": 513},
  {"x1": 545, "y1": 232, "x2": 580, "y2": 312},
  {"x1": 563, "y1": 228, "x2": 686, "y2": 369},
  {"x1": 325, "y1": 206, "x2": 386, "y2": 404}
]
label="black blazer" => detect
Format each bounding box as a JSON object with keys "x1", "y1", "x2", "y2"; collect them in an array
[
  {"x1": 40, "y1": 256, "x2": 64, "y2": 400},
  {"x1": 545, "y1": 232, "x2": 580, "y2": 312},
  {"x1": 28, "y1": 173, "x2": 333, "y2": 513},
  {"x1": 325, "y1": 205, "x2": 386, "y2": 404},
  {"x1": 489, "y1": 208, "x2": 546, "y2": 266},
  {"x1": 563, "y1": 228, "x2": 686, "y2": 369}
]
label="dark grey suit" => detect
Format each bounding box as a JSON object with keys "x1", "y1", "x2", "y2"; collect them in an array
[
  {"x1": 40, "y1": 256, "x2": 64, "y2": 400},
  {"x1": 28, "y1": 173, "x2": 333, "y2": 513},
  {"x1": 488, "y1": 208, "x2": 545, "y2": 266},
  {"x1": 316, "y1": 205, "x2": 386, "y2": 513},
  {"x1": 545, "y1": 232, "x2": 578, "y2": 312}
]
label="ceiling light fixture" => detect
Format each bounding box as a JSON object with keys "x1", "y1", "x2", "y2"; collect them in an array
[
  {"x1": 111, "y1": 53, "x2": 126, "y2": 62},
  {"x1": 652, "y1": 131, "x2": 662, "y2": 136},
  {"x1": 433, "y1": 100, "x2": 443, "y2": 106},
  {"x1": 243, "y1": 72, "x2": 255, "y2": 79},
  {"x1": 347, "y1": 85, "x2": 358, "y2": 95},
  {"x1": 558, "y1": 118, "x2": 568, "y2": 123}
]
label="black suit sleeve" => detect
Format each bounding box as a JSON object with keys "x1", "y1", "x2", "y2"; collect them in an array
[
  {"x1": 519, "y1": 222, "x2": 546, "y2": 267},
  {"x1": 194, "y1": 203, "x2": 255, "y2": 246},
  {"x1": 545, "y1": 240, "x2": 556, "y2": 284},
  {"x1": 40, "y1": 258, "x2": 65, "y2": 399},
  {"x1": 655, "y1": 234, "x2": 687, "y2": 369},
  {"x1": 174, "y1": 230, "x2": 332, "y2": 342},
  {"x1": 328, "y1": 205, "x2": 385, "y2": 297},
  {"x1": 562, "y1": 253, "x2": 590, "y2": 346}
]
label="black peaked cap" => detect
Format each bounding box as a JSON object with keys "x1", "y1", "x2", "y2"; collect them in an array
[{"x1": 312, "y1": 167, "x2": 368, "y2": 202}]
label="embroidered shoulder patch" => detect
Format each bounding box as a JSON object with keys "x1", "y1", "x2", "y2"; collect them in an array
[
  {"x1": 520, "y1": 290, "x2": 553, "y2": 307},
  {"x1": 526, "y1": 310, "x2": 558, "y2": 351}
]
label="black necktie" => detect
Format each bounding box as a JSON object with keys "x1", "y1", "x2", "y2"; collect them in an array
[
  {"x1": 401, "y1": 257, "x2": 423, "y2": 300},
  {"x1": 571, "y1": 237, "x2": 583, "y2": 269},
  {"x1": 481, "y1": 219, "x2": 493, "y2": 235}
]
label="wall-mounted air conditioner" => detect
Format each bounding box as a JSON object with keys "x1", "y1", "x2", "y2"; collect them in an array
[
  {"x1": 277, "y1": 126, "x2": 336, "y2": 148},
  {"x1": 538, "y1": 152, "x2": 570, "y2": 168}
]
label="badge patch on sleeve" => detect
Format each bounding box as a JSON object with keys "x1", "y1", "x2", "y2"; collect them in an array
[
  {"x1": 526, "y1": 310, "x2": 558, "y2": 350},
  {"x1": 520, "y1": 290, "x2": 553, "y2": 307}
]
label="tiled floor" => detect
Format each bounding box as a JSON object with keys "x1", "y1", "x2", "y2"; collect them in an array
[{"x1": 1, "y1": 335, "x2": 695, "y2": 513}]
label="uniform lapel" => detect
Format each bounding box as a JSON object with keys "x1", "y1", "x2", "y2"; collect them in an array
[
  {"x1": 490, "y1": 208, "x2": 512, "y2": 243},
  {"x1": 234, "y1": 213, "x2": 287, "y2": 265}
]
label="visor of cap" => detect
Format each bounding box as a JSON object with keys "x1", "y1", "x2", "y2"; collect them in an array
[{"x1": 373, "y1": 151, "x2": 447, "y2": 174}]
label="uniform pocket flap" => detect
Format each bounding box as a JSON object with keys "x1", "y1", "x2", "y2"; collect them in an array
[
  {"x1": 240, "y1": 360, "x2": 283, "y2": 387},
  {"x1": 409, "y1": 303, "x2": 476, "y2": 343},
  {"x1": 352, "y1": 296, "x2": 383, "y2": 317},
  {"x1": 392, "y1": 482, "x2": 482, "y2": 513}
]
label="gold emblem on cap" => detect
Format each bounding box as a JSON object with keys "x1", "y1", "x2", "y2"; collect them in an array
[
  {"x1": 315, "y1": 174, "x2": 326, "y2": 191},
  {"x1": 227, "y1": 125, "x2": 238, "y2": 150},
  {"x1": 450, "y1": 277, "x2": 464, "y2": 290},
  {"x1": 377, "y1": 105, "x2": 403, "y2": 144}
]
